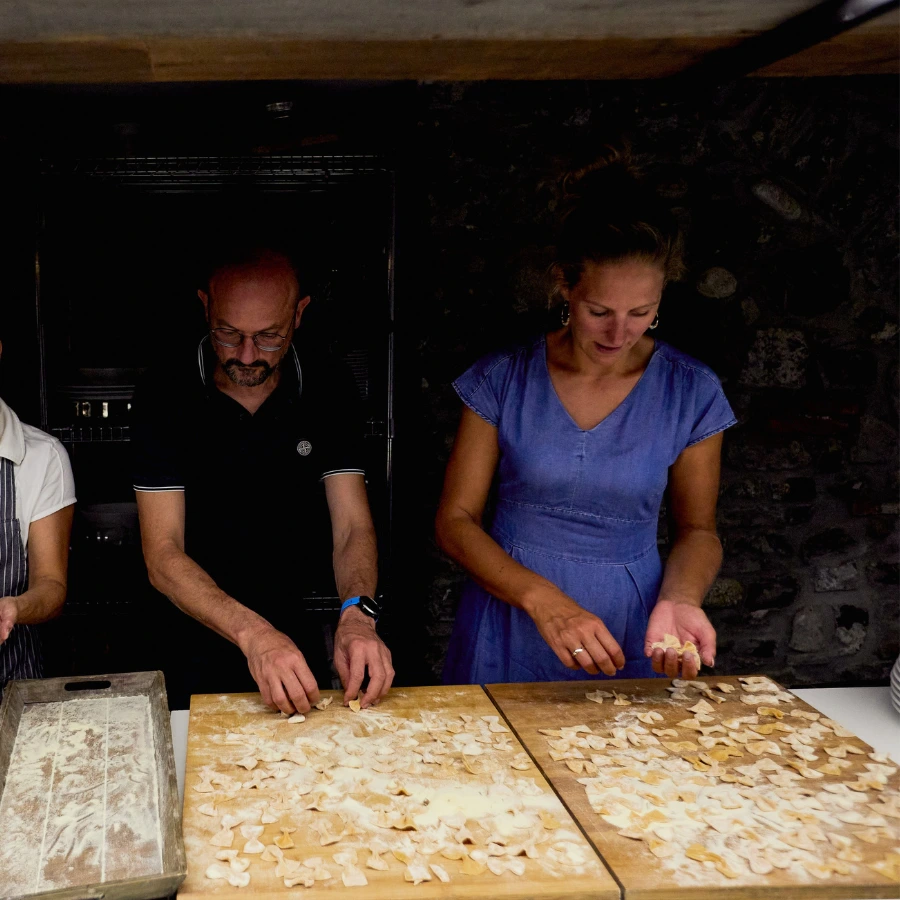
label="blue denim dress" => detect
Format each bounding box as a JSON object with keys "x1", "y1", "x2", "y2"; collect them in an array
[{"x1": 442, "y1": 336, "x2": 736, "y2": 684}]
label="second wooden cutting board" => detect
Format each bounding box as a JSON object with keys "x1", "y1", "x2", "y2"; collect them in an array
[{"x1": 487, "y1": 678, "x2": 899, "y2": 900}]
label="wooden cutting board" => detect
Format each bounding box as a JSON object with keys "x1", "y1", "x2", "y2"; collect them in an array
[
  {"x1": 179, "y1": 685, "x2": 620, "y2": 900},
  {"x1": 487, "y1": 677, "x2": 900, "y2": 900}
]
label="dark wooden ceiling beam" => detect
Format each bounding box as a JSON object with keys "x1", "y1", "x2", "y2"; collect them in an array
[{"x1": 0, "y1": 5, "x2": 895, "y2": 83}]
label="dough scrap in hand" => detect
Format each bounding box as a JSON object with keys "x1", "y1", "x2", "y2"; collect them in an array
[
  {"x1": 315, "y1": 696, "x2": 333, "y2": 711},
  {"x1": 349, "y1": 699, "x2": 362, "y2": 712},
  {"x1": 651, "y1": 633, "x2": 698, "y2": 659}
]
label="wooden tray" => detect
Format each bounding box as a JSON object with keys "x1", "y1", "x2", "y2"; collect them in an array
[
  {"x1": 0, "y1": 671, "x2": 186, "y2": 900},
  {"x1": 487, "y1": 678, "x2": 900, "y2": 900},
  {"x1": 178, "y1": 685, "x2": 620, "y2": 900}
]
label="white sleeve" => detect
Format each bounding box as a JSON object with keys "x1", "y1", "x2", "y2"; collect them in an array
[{"x1": 30, "y1": 438, "x2": 76, "y2": 522}]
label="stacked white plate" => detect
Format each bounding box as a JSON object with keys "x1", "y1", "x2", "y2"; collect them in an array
[{"x1": 891, "y1": 655, "x2": 900, "y2": 716}]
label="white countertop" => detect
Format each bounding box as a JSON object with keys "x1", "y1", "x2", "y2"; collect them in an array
[{"x1": 169, "y1": 685, "x2": 899, "y2": 806}]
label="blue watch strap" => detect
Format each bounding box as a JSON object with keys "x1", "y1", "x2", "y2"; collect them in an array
[{"x1": 340, "y1": 596, "x2": 362, "y2": 616}]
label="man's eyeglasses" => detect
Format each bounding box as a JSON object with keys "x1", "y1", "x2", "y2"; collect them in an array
[{"x1": 210, "y1": 327, "x2": 289, "y2": 352}]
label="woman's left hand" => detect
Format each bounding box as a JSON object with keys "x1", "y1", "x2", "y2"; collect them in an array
[{"x1": 644, "y1": 600, "x2": 716, "y2": 679}]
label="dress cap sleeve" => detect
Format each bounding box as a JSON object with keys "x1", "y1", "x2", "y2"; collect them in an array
[
  {"x1": 452, "y1": 350, "x2": 516, "y2": 427},
  {"x1": 686, "y1": 369, "x2": 737, "y2": 447}
]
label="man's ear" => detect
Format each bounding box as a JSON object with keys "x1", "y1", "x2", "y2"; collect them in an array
[
  {"x1": 198, "y1": 289, "x2": 210, "y2": 319},
  {"x1": 295, "y1": 295, "x2": 312, "y2": 328}
]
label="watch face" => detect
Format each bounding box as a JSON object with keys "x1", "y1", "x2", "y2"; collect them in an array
[{"x1": 359, "y1": 596, "x2": 382, "y2": 618}]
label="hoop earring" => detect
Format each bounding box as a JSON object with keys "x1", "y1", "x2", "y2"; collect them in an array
[
  {"x1": 561, "y1": 301, "x2": 571, "y2": 327},
  {"x1": 649, "y1": 313, "x2": 659, "y2": 330}
]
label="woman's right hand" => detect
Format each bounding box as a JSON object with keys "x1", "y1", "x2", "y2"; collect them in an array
[{"x1": 525, "y1": 590, "x2": 625, "y2": 676}]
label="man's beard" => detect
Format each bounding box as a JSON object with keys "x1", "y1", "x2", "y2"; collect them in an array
[{"x1": 222, "y1": 358, "x2": 277, "y2": 387}]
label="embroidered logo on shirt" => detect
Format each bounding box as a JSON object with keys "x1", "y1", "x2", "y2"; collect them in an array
[{"x1": 296, "y1": 440, "x2": 312, "y2": 456}]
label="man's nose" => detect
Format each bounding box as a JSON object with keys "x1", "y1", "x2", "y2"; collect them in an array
[{"x1": 236, "y1": 335, "x2": 260, "y2": 363}]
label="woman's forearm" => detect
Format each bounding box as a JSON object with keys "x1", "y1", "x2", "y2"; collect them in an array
[
  {"x1": 436, "y1": 513, "x2": 560, "y2": 615},
  {"x1": 657, "y1": 528, "x2": 723, "y2": 607},
  {"x1": 4, "y1": 576, "x2": 66, "y2": 625}
]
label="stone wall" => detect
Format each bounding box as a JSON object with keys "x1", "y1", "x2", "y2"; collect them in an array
[{"x1": 397, "y1": 79, "x2": 898, "y2": 687}]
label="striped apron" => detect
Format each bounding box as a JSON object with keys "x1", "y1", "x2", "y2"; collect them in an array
[{"x1": 0, "y1": 456, "x2": 41, "y2": 696}]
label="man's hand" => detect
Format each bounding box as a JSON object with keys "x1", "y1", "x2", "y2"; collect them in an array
[
  {"x1": 0, "y1": 597, "x2": 18, "y2": 644},
  {"x1": 240, "y1": 625, "x2": 321, "y2": 715},
  {"x1": 645, "y1": 599, "x2": 716, "y2": 679},
  {"x1": 526, "y1": 589, "x2": 625, "y2": 677},
  {"x1": 333, "y1": 606, "x2": 394, "y2": 708}
]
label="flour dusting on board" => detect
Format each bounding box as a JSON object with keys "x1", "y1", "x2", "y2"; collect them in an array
[
  {"x1": 182, "y1": 689, "x2": 609, "y2": 893},
  {"x1": 0, "y1": 695, "x2": 164, "y2": 893}
]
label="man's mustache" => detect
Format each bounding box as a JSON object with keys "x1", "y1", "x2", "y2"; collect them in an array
[{"x1": 225, "y1": 359, "x2": 269, "y2": 369}]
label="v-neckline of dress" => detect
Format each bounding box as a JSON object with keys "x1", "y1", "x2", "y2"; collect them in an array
[{"x1": 541, "y1": 334, "x2": 659, "y2": 434}]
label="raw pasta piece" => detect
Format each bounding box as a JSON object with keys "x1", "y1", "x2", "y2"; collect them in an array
[
  {"x1": 700, "y1": 688, "x2": 726, "y2": 704},
  {"x1": 314, "y1": 696, "x2": 333, "y2": 711},
  {"x1": 287, "y1": 713, "x2": 305, "y2": 723},
  {"x1": 741, "y1": 681, "x2": 779, "y2": 694},
  {"x1": 366, "y1": 851, "x2": 389, "y2": 870},
  {"x1": 198, "y1": 803, "x2": 218, "y2": 817},
  {"x1": 430, "y1": 863, "x2": 451, "y2": 883},
  {"x1": 342, "y1": 867, "x2": 368, "y2": 887},
  {"x1": 716, "y1": 682, "x2": 736, "y2": 693},
  {"x1": 742, "y1": 694, "x2": 781, "y2": 705},
  {"x1": 585, "y1": 689, "x2": 612, "y2": 704},
  {"x1": 685, "y1": 844, "x2": 741, "y2": 878},
  {"x1": 757, "y1": 706, "x2": 784, "y2": 718},
  {"x1": 510, "y1": 753, "x2": 532, "y2": 771},
  {"x1": 284, "y1": 872, "x2": 315, "y2": 888},
  {"x1": 539, "y1": 811, "x2": 562, "y2": 830},
  {"x1": 215, "y1": 850, "x2": 250, "y2": 873},
  {"x1": 209, "y1": 827, "x2": 235, "y2": 848},
  {"x1": 236, "y1": 755, "x2": 258, "y2": 770},
  {"x1": 193, "y1": 776, "x2": 215, "y2": 794},
  {"x1": 689, "y1": 699, "x2": 715, "y2": 715},
  {"x1": 260, "y1": 845, "x2": 282, "y2": 863},
  {"x1": 349, "y1": 699, "x2": 362, "y2": 712},
  {"x1": 637, "y1": 711, "x2": 665, "y2": 725},
  {"x1": 274, "y1": 827, "x2": 296, "y2": 849},
  {"x1": 405, "y1": 864, "x2": 433, "y2": 884},
  {"x1": 613, "y1": 692, "x2": 632, "y2": 706},
  {"x1": 663, "y1": 740, "x2": 699, "y2": 752},
  {"x1": 651, "y1": 633, "x2": 698, "y2": 660},
  {"x1": 260, "y1": 807, "x2": 278, "y2": 825}
]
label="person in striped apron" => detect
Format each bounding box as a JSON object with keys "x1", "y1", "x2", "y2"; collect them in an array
[{"x1": 0, "y1": 351, "x2": 76, "y2": 696}]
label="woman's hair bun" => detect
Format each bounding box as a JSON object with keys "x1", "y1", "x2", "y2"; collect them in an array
[
  {"x1": 554, "y1": 143, "x2": 685, "y2": 287},
  {"x1": 562, "y1": 144, "x2": 641, "y2": 202}
]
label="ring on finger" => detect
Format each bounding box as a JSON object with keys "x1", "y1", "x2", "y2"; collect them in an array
[{"x1": 571, "y1": 647, "x2": 585, "y2": 657}]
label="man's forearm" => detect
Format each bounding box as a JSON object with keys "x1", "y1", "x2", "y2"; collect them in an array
[
  {"x1": 333, "y1": 524, "x2": 378, "y2": 603},
  {"x1": 148, "y1": 544, "x2": 273, "y2": 650}
]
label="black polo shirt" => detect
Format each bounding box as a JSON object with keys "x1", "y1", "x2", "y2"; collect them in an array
[{"x1": 131, "y1": 337, "x2": 365, "y2": 700}]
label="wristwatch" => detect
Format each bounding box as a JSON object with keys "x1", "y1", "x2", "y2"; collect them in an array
[{"x1": 340, "y1": 595, "x2": 382, "y2": 622}]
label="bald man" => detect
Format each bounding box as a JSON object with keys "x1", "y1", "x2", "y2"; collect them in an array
[{"x1": 132, "y1": 246, "x2": 393, "y2": 712}]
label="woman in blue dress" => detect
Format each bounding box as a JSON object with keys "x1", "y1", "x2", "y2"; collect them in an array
[{"x1": 437, "y1": 152, "x2": 736, "y2": 684}]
